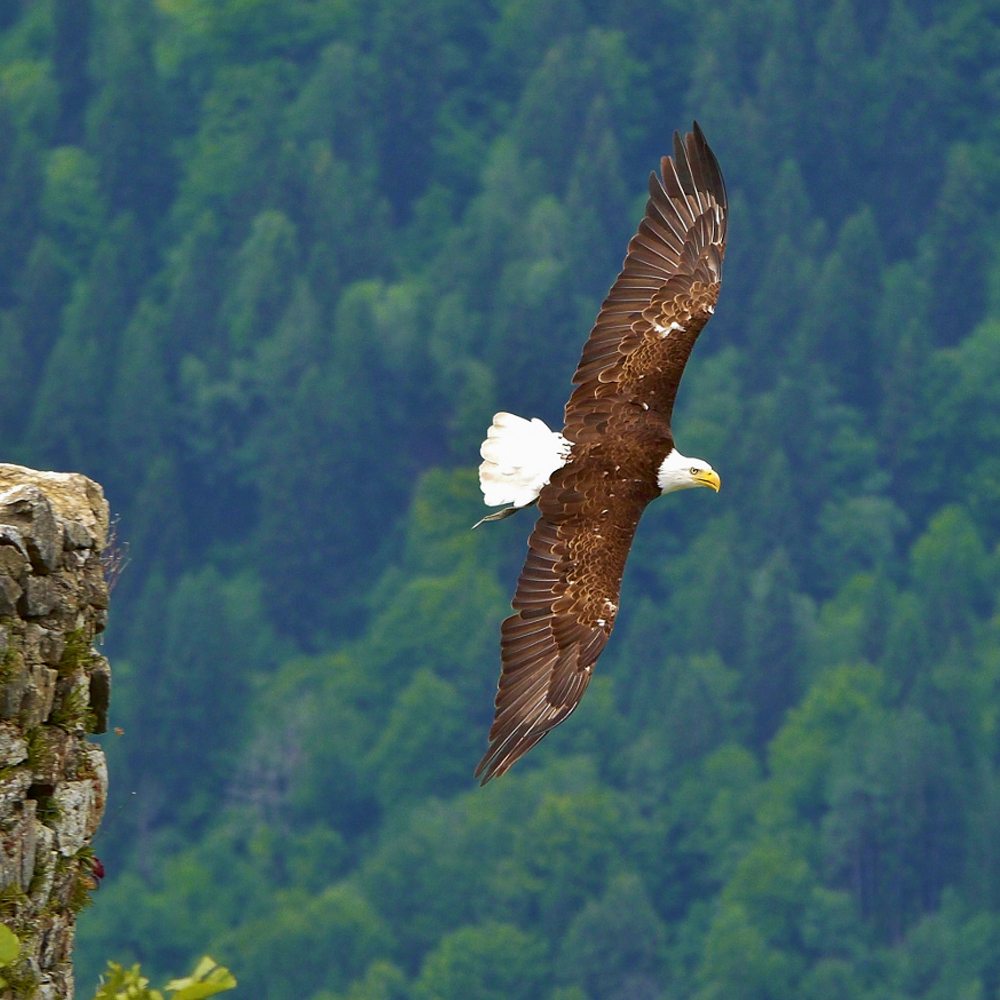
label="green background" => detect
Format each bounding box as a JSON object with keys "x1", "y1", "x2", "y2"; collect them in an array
[{"x1": 1, "y1": 0, "x2": 999, "y2": 996}]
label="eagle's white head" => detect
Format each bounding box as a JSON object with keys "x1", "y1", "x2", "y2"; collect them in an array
[{"x1": 657, "y1": 448, "x2": 721, "y2": 495}]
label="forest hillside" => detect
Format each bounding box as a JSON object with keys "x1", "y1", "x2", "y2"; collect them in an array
[{"x1": 1, "y1": 0, "x2": 1000, "y2": 997}]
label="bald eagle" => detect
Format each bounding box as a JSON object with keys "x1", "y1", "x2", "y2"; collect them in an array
[{"x1": 474, "y1": 124, "x2": 728, "y2": 783}]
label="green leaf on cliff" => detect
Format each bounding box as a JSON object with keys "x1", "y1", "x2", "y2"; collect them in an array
[
  {"x1": 0, "y1": 923, "x2": 19, "y2": 966},
  {"x1": 165, "y1": 956, "x2": 237, "y2": 999}
]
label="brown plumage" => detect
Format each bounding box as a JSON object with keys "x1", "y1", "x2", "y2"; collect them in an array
[{"x1": 476, "y1": 124, "x2": 728, "y2": 783}]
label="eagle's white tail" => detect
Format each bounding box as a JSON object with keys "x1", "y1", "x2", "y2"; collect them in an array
[{"x1": 478, "y1": 412, "x2": 570, "y2": 509}]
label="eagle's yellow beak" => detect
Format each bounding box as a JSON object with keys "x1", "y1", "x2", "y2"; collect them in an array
[{"x1": 693, "y1": 469, "x2": 721, "y2": 492}]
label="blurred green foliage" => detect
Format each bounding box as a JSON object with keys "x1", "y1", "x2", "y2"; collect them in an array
[
  {"x1": 92, "y1": 955, "x2": 236, "y2": 1000},
  {"x1": 0, "y1": 0, "x2": 998, "y2": 996}
]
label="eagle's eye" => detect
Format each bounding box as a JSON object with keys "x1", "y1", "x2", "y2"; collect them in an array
[{"x1": 689, "y1": 467, "x2": 700, "y2": 475}]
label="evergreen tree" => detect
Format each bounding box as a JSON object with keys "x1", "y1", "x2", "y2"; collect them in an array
[
  {"x1": 925, "y1": 142, "x2": 992, "y2": 342},
  {"x1": 414, "y1": 922, "x2": 548, "y2": 1000},
  {"x1": 24, "y1": 314, "x2": 103, "y2": 471},
  {"x1": 909, "y1": 506, "x2": 992, "y2": 658},
  {"x1": 742, "y1": 548, "x2": 806, "y2": 746},
  {"x1": 161, "y1": 209, "x2": 225, "y2": 361},
  {"x1": 754, "y1": 0, "x2": 807, "y2": 152},
  {"x1": 133, "y1": 567, "x2": 255, "y2": 810},
  {"x1": 219, "y1": 209, "x2": 299, "y2": 352},
  {"x1": 369, "y1": 0, "x2": 456, "y2": 213},
  {"x1": 799, "y1": 207, "x2": 884, "y2": 410},
  {"x1": 563, "y1": 97, "x2": 628, "y2": 299},
  {"x1": 822, "y1": 708, "x2": 965, "y2": 940},
  {"x1": 0, "y1": 311, "x2": 30, "y2": 451},
  {"x1": 513, "y1": 29, "x2": 645, "y2": 189},
  {"x1": 875, "y1": 0, "x2": 943, "y2": 251},
  {"x1": 39, "y1": 144, "x2": 107, "y2": 268},
  {"x1": 118, "y1": 453, "x2": 189, "y2": 595},
  {"x1": 86, "y1": 0, "x2": 172, "y2": 223},
  {"x1": 52, "y1": 0, "x2": 91, "y2": 140},
  {"x1": 0, "y1": 116, "x2": 41, "y2": 306},
  {"x1": 107, "y1": 299, "x2": 173, "y2": 498},
  {"x1": 556, "y1": 872, "x2": 666, "y2": 997},
  {"x1": 215, "y1": 883, "x2": 392, "y2": 1000},
  {"x1": 291, "y1": 140, "x2": 389, "y2": 288},
  {"x1": 365, "y1": 669, "x2": 472, "y2": 809},
  {"x1": 696, "y1": 901, "x2": 799, "y2": 1000},
  {"x1": 170, "y1": 61, "x2": 292, "y2": 234},
  {"x1": 811, "y1": 0, "x2": 873, "y2": 211}
]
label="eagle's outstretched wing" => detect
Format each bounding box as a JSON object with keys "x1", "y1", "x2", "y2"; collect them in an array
[
  {"x1": 566, "y1": 123, "x2": 727, "y2": 442},
  {"x1": 475, "y1": 461, "x2": 654, "y2": 783},
  {"x1": 477, "y1": 125, "x2": 727, "y2": 783}
]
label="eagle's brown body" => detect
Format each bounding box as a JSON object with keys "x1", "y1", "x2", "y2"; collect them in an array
[{"x1": 476, "y1": 125, "x2": 728, "y2": 783}]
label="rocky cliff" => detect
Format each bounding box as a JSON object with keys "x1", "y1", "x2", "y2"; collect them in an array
[{"x1": 0, "y1": 466, "x2": 110, "y2": 999}]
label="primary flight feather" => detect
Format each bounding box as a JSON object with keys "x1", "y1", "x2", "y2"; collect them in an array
[{"x1": 475, "y1": 123, "x2": 728, "y2": 783}]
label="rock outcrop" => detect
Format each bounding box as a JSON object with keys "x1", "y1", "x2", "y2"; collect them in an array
[{"x1": 0, "y1": 465, "x2": 110, "y2": 999}]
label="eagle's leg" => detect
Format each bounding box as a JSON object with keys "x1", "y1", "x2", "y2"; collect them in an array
[{"x1": 472, "y1": 502, "x2": 534, "y2": 530}]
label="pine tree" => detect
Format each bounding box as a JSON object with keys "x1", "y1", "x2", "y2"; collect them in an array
[
  {"x1": 219, "y1": 209, "x2": 299, "y2": 352},
  {"x1": 16, "y1": 235, "x2": 74, "y2": 372},
  {"x1": 800, "y1": 207, "x2": 884, "y2": 411},
  {"x1": 0, "y1": 311, "x2": 30, "y2": 451},
  {"x1": 107, "y1": 299, "x2": 173, "y2": 496},
  {"x1": 0, "y1": 116, "x2": 42, "y2": 307},
  {"x1": 564, "y1": 97, "x2": 628, "y2": 299},
  {"x1": 742, "y1": 548, "x2": 805, "y2": 747},
  {"x1": 925, "y1": 143, "x2": 991, "y2": 341},
  {"x1": 24, "y1": 316, "x2": 103, "y2": 471},
  {"x1": 52, "y1": 0, "x2": 91, "y2": 141},
  {"x1": 86, "y1": 0, "x2": 172, "y2": 223},
  {"x1": 811, "y1": 0, "x2": 873, "y2": 211}
]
